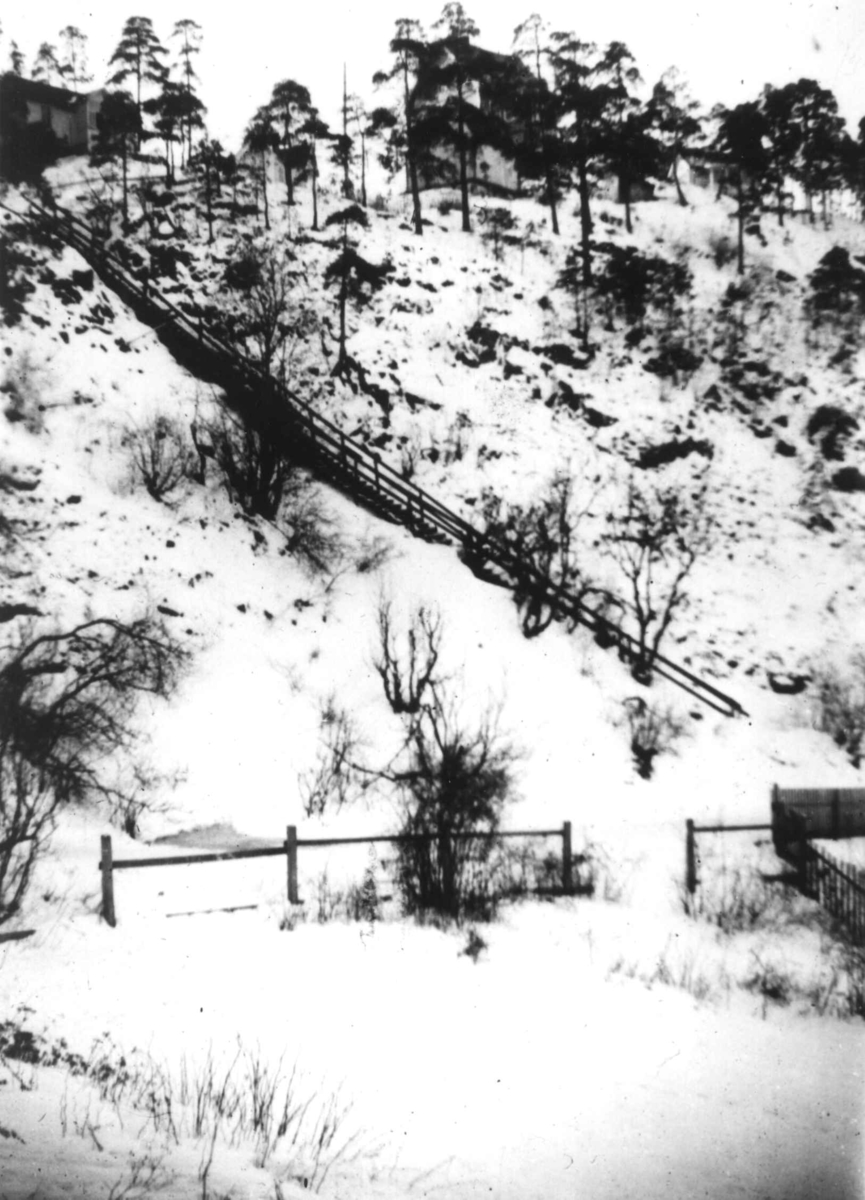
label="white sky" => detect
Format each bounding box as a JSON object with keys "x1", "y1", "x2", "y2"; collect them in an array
[{"x1": 3, "y1": 0, "x2": 864, "y2": 152}]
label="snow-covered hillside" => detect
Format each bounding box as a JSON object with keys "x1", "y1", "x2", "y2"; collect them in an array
[{"x1": 1, "y1": 162, "x2": 864, "y2": 1198}]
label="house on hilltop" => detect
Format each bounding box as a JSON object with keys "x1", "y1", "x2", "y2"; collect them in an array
[{"x1": 0, "y1": 73, "x2": 104, "y2": 158}]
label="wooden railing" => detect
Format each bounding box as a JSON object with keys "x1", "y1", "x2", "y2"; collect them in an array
[
  {"x1": 99, "y1": 822, "x2": 576, "y2": 926},
  {"x1": 11, "y1": 197, "x2": 747, "y2": 719}
]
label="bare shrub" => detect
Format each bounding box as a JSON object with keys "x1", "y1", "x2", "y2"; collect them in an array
[
  {"x1": 372, "y1": 597, "x2": 443, "y2": 716},
  {"x1": 278, "y1": 475, "x2": 344, "y2": 576},
  {"x1": 811, "y1": 653, "x2": 865, "y2": 767},
  {"x1": 207, "y1": 403, "x2": 292, "y2": 521},
  {"x1": 603, "y1": 477, "x2": 714, "y2": 683},
  {"x1": 619, "y1": 696, "x2": 686, "y2": 779},
  {"x1": 481, "y1": 472, "x2": 606, "y2": 639},
  {"x1": 300, "y1": 696, "x2": 363, "y2": 818},
  {"x1": 392, "y1": 695, "x2": 519, "y2": 923},
  {"x1": 0, "y1": 617, "x2": 187, "y2": 922},
  {"x1": 478, "y1": 206, "x2": 519, "y2": 261},
  {"x1": 125, "y1": 414, "x2": 194, "y2": 502},
  {"x1": 682, "y1": 856, "x2": 783, "y2": 932}
]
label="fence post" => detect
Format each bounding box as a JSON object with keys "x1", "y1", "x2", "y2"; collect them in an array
[
  {"x1": 797, "y1": 826, "x2": 808, "y2": 895},
  {"x1": 562, "y1": 821, "x2": 573, "y2": 895},
  {"x1": 286, "y1": 825, "x2": 298, "y2": 905},
  {"x1": 685, "y1": 819, "x2": 697, "y2": 895},
  {"x1": 100, "y1": 835, "x2": 116, "y2": 928}
]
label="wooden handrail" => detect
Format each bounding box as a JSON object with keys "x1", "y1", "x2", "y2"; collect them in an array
[{"x1": 16, "y1": 197, "x2": 746, "y2": 718}]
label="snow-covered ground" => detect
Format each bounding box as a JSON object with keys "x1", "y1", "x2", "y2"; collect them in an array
[{"x1": 1, "y1": 161, "x2": 864, "y2": 1198}]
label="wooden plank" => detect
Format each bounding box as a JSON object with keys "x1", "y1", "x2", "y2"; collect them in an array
[
  {"x1": 692, "y1": 823, "x2": 772, "y2": 834},
  {"x1": 111, "y1": 844, "x2": 287, "y2": 869},
  {"x1": 0, "y1": 930, "x2": 36, "y2": 944},
  {"x1": 100, "y1": 835, "x2": 116, "y2": 927}
]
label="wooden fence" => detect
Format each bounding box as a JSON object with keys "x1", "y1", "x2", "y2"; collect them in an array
[
  {"x1": 99, "y1": 822, "x2": 575, "y2": 927},
  {"x1": 771, "y1": 786, "x2": 865, "y2": 849},
  {"x1": 3, "y1": 196, "x2": 747, "y2": 721},
  {"x1": 798, "y1": 840, "x2": 865, "y2": 946},
  {"x1": 686, "y1": 788, "x2": 865, "y2": 946},
  {"x1": 684, "y1": 819, "x2": 773, "y2": 895}
]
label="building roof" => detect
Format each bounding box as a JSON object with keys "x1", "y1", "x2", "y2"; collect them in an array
[{"x1": 0, "y1": 73, "x2": 86, "y2": 111}]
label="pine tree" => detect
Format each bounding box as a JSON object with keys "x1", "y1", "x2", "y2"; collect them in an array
[
  {"x1": 333, "y1": 65, "x2": 355, "y2": 199},
  {"x1": 595, "y1": 41, "x2": 649, "y2": 233},
  {"x1": 91, "y1": 90, "x2": 142, "y2": 230},
  {"x1": 108, "y1": 17, "x2": 168, "y2": 149},
  {"x1": 242, "y1": 106, "x2": 277, "y2": 230},
  {"x1": 172, "y1": 19, "x2": 204, "y2": 163},
  {"x1": 513, "y1": 14, "x2": 564, "y2": 234},
  {"x1": 712, "y1": 101, "x2": 771, "y2": 273},
  {"x1": 58, "y1": 26, "x2": 93, "y2": 90},
  {"x1": 32, "y1": 43, "x2": 61, "y2": 86},
  {"x1": 300, "y1": 109, "x2": 333, "y2": 230},
  {"x1": 9, "y1": 41, "x2": 25, "y2": 76},
  {"x1": 323, "y1": 205, "x2": 393, "y2": 375},
  {"x1": 190, "y1": 137, "x2": 226, "y2": 243},
  {"x1": 549, "y1": 35, "x2": 609, "y2": 282},
  {"x1": 268, "y1": 79, "x2": 313, "y2": 209},
  {"x1": 759, "y1": 82, "x2": 801, "y2": 225},
  {"x1": 418, "y1": 3, "x2": 481, "y2": 233},
  {"x1": 373, "y1": 17, "x2": 428, "y2": 235},
  {"x1": 143, "y1": 79, "x2": 191, "y2": 183},
  {"x1": 788, "y1": 80, "x2": 846, "y2": 226},
  {"x1": 347, "y1": 94, "x2": 371, "y2": 206},
  {"x1": 647, "y1": 68, "x2": 704, "y2": 207},
  {"x1": 412, "y1": 3, "x2": 523, "y2": 234}
]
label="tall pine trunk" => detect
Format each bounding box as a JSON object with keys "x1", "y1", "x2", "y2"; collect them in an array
[
  {"x1": 261, "y1": 151, "x2": 270, "y2": 231},
  {"x1": 311, "y1": 142, "x2": 319, "y2": 230},
  {"x1": 402, "y1": 58, "x2": 423, "y2": 235},
  {"x1": 457, "y1": 78, "x2": 471, "y2": 233},
  {"x1": 672, "y1": 156, "x2": 687, "y2": 207},
  {"x1": 360, "y1": 133, "x2": 367, "y2": 207},
  {"x1": 736, "y1": 169, "x2": 745, "y2": 274},
  {"x1": 576, "y1": 135, "x2": 592, "y2": 283}
]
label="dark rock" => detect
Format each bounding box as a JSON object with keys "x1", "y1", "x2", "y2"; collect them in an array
[
  {"x1": 831, "y1": 466, "x2": 865, "y2": 492},
  {"x1": 0, "y1": 603, "x2": 41, "y2": 623},
  {"x1": 807, "y1": 512, "x2": 835, "y2": 532},
  {"x1": 537, "y1": 342, "x2": 590, "y2": 370},
  {"x1": 637, "y1": 438, "x2": 714, "y2": 470},
  {"x1": 775, "y1": 439, "x2": 796, "y2": 457},
  {"x1": 644, "y1": 345, "x2": 702, "y2": 378},
  {"x1": 776, "y1": 269, "x2": 797, "y2": 283},
  {"x1": 806, "y1": 404, "x2": 859, "y2": 461},
  {"x1": 157, "y1": 604, "x2": 183, "y2": 617},
  {"x1": 65, "y1": 495, "x2": 82, "y2": 504},
  {"x1": 583, "y1": 404, "x2": 618, "y2": 429},
  {"x1": 767, "y1": 671, "x2": 810, "y2": 695},
  {"x1": 71, "y1": 268, "x2": 94, "y2": 291}
]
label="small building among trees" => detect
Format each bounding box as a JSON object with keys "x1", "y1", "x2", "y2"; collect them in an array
[{"x1": 0, "y1": 73, "x2": 104, "y2": 170}]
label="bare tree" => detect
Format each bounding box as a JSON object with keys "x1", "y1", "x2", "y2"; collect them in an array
[
  {"x1": 603, "y1": 478, "x2": 714, "y2": 683},
  {"x1": 481, "y1": 472, "x2": 605, "y2": 639},
  {"x1": 372, "y1": 597, "x2": 443, "y2": 714},
  {"x1": 393, "y1": 693, "x2": 518, "y2": 922},
  {"x1": 0, "y1": 617, "x2": 187, "y2": 922},
  {"x1": 125, "y1": 415, "x2": 194, "y2": 502}
]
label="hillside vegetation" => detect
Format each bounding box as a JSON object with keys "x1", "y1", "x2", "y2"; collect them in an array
[{"x1": 1, "y1": 155, "x2": 865, "y2": 1199}]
